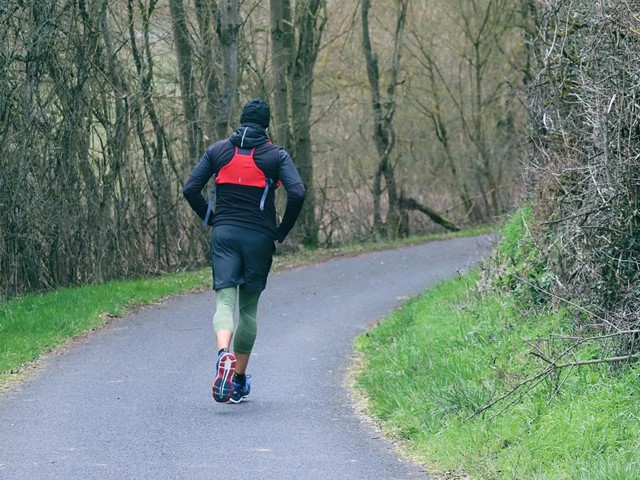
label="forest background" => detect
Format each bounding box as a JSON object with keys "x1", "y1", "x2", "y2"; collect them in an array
[
  {"x1": 1, "y1": 0, "x2": 639, "y2": 359},
  {"x1": 0, "y1": 0, "x2": 529, "y2": 297}
]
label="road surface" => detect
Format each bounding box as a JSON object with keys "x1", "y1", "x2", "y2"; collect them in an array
[{"x1": 0, "y1": 236, "x2": 494, "y2": 479}]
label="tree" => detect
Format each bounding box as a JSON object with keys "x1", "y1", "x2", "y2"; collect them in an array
[
  {"x1": 361, "y1": 0, "x2": 406, "y2": 238},
  {"x1": 270, "y1": 0, "x2": 327, "y2": 246},
  {"x1": 361, "y1": 0, "x2": 457, "y2": 238},
  {"x1": 170, "y1": 0, "x2": 240, "y2": 150},
  {"x1": 407, "y1": 0, "x2": 526, "y2": 222},
  {"x1": 169, "y1": 0, "x2": 203, "y2": 160},
  {"x1": 0, "y1": 0, "x2": 207, "y2": 296},
  {"x1": 196, "y1": 0, "x2": 240, "y2": 139}
]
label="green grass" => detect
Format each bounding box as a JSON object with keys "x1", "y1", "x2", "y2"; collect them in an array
[
  {"x1": 354, "y1": 272, "x2": 640, "y2": 479},
  {"x1": 0, "y1": 269, "x2": 211, "y2": 379}
]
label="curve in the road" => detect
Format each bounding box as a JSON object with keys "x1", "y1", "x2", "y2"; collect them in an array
[{"x1": 0, "y1": 236, "x2": 494, "y2": 480}]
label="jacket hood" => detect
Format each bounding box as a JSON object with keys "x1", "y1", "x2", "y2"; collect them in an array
[{"x1": 229, "y1": 124, "x2": 270, "y2": 148}]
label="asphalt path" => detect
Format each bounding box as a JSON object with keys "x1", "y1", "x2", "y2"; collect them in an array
[{"x1": 0, "y1": 235, "x2": 494, "y2": 480}]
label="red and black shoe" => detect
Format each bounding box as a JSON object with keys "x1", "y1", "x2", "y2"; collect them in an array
[{"x1": 212, "y1": 352, "x2": 236, "y2": 403}]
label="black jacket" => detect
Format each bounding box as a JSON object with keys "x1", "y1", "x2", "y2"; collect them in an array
[{"x1": 183, "y1": 124, "x2": 306, "y2": 242}]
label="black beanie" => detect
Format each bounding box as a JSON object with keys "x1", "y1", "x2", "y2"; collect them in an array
[{"x1": 240, "y1": 98, "x2": 270, "y2": 129}]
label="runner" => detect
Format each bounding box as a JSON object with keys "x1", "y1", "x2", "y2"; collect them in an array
[{"x1": 183, "y1": 99, "x2": 305, "y2": 403}]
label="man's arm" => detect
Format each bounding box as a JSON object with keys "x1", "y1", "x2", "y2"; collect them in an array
[
  {"x1": 276, "y1": 149, "x2": 306, "y2": 242},
  {"x1": 183, "y1": 149, "x2": 216, "y2": 223}
]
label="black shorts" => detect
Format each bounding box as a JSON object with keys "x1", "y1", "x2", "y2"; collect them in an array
[{"x1": 210, "y1": 224, "x2": 275, "y2": 292}]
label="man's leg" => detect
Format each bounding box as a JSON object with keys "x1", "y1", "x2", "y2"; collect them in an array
[
  {"x1": 210, "y1": 225, "x2": 243, "y2": 352},
  {"x1": 228, "y1": 289, "x2": 260, "y2": 403},
  {"x1": 212, "y1": 287, "x2": 237, "y2": 350},
  {"x1": 212, "y1": 287, "x2": 237, "y2": 402},
  {"x1": 233, "y1": 289, "x2": 260, "y2": 373}
]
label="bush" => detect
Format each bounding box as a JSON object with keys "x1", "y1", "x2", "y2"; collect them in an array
[{"x1": 525, "y1": 0, "x2": 640, "y2": 356}]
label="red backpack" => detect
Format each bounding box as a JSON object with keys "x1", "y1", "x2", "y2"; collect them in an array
[{"x1": 202, "y1": 146, "x2": 278, "y2": 226}]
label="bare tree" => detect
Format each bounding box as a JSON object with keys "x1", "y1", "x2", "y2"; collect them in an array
[
  {"x1": 170, "y1": 0, "x2": 240, "y2": 149},
  {"x1": 270, "y1": 0, "x2": 294, "y2": 147},
  {"x1": 215, "y1": 0, "x2": 241, "y2": 138},
  {"x1": 270, "y1": 0, "x2": 327, "y2": 246},
  {"x1": 407, "y1": 0, "x2": 526, "y2": 223},
  {"x1": 0, "y1": 0, "x2": 533, "y2": 297},
  {"x1": 361, "y1": 0, "x2": 406, "y2": 237},
  {"x1": 193, "y1": 0, "x2": 240, "y2": 139},
  {"x1": 361, "y1": 0, "x2": 457, "y2": 238},
  {"x1": 194, "y1": 0, "x2": 221, "y2": 141},
  {"x1": 0, "y1": 0, "x2": 208, "y2": 297},
  {"x1": 169, "y1": 0, "x2": 203, "y2": 160}
]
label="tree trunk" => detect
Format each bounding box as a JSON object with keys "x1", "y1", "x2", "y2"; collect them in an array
[
  {"x1": 270, "y1": 0, "x2": 326, "y2": 246},
  {"x1": 400, "y1": 196, "x2": 459, "y2": 232},
  {"x1": 269, "y1": 0, "x2": 294, "y2": 148},
  {"x1": 361, "y1": 0, "x2": 407, "y2": 239},
  {"x1": 169, "y1": 0, "x2": 202, "y2": 160},
  {"x1": 130, "y1": 0, "x2": 178, "y2": 265},
  {"x1": 194, "y1": 0, "x2": 220, "y2": 142},
  {"x1": 215, "y1": 0, "x2": 240, "y2": 139}
]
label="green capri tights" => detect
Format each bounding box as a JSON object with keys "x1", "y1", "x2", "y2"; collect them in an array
[{"x1": 212, "y1": 287, "x2": 260, "y2": 355}]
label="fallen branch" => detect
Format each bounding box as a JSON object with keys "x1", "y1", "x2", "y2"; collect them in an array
[
  {"x1": 400, "y1": 196, "x2": 459, "y2": 231},
  {"x1": 470, "y1": 365, "x2": 554, "y2": 419},
  {"x1": 550, "y1": 329, "x2": 640, "y2": 342},
  {"x1": 543, "y1": 352, "x2": 640, "y2": 369},
  {"x1": 471, "y1": 340, "x2": 640, "y2": 420}
]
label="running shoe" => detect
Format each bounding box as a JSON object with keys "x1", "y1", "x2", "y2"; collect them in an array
[
  {"x1": 212, "y1": 352, "x2": 236, "y2": 403},
  {"x1": 229, "y1": 375, "x2": 251, "y2": 404}
]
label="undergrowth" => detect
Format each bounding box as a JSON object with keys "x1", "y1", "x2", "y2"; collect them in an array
[
  {"x1": 355, "y1": 272, "x2": 640, "y2": 479},
  {"x1": 355, "y1": 208, "x2": 640, "y2": 478}
]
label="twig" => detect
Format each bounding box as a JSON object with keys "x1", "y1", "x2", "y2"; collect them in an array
[
  {"x1": 550, "y1": 329, "x2": 640, "y2": 342},
  {"x1": 469, "y1": 365, "x2": 554, "y2": 419},
  {"x1": 545, "y1": 353, "x2": 640, "y2": 369}
]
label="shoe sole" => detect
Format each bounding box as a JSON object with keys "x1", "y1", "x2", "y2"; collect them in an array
[{"x1": 212, "y1": 353, "x2": 236, "y2": 403}]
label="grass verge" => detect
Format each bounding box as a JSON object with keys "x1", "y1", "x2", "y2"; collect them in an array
[
  {"x1": 0, "y1": 269, "x2": 210, "y2": 384},
  {"x1": 354, "y1": 272, "x2": 640, "y2": 479}
]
